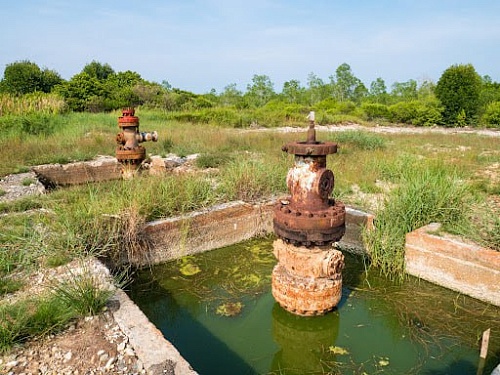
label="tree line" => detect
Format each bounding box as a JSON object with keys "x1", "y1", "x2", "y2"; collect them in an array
[{"x1": 1, "y1": 60, "x2": 500, "y2": 127}]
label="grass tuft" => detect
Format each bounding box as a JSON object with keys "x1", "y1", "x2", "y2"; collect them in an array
[
  {"x1": 364, "y1": 160, "x2": 475, "y2": 278},
  {"x1": 50, "y1": 265, "x2": 115, "y2": 317}
]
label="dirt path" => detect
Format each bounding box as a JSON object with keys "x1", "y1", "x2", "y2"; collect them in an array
[{"x1": 246, "y1": 123, "x2": 500, "y2": 137}]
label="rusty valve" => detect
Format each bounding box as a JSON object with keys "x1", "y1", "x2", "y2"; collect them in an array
[
  {"x1": 273, "y1": 112, "x2": 345, "y2": 246},
  {"x1": 115, "y1": 108, "x2": 158, "y2": 169}
]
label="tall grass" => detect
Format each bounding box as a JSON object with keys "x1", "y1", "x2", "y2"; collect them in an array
[
  {"x1": 0, "y1": 92, "x2": 67, "y2": 116},
  {"x1": 219, "y1": 156, "x2": 287, "y2": 201},
  {"x1": 364, "y1": 159, "x2": 475, "y2": 278},
  {"x1": 326, "y1": 130, "x2": 387, "y2": 151}
]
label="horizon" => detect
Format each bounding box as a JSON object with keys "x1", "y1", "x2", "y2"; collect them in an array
[{"x1": 2, "y1": 0, "x2": 500, "y2": 94}]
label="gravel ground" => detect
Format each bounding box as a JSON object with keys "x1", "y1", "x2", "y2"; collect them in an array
[
  {"x1": 0, "y1": 258, "x2": 144, "y2": 375},
  {"x1": 0, "y1": 312, "x2": 144, "y2": 375}
]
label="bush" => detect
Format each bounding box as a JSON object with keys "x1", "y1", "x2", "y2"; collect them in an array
[
  {"x1": 335, "y1": 101, "x2": 357, "y2": 115},
  {"x1": 166, "y1": 108, "x2": 243, "y2": 127},
  {"x1": 435, "y1": 64, "x2": 482, "y2": 125},
  {"x1": 196, "y1": 152, "x2": 233, "y2": 168},
  {"x1": 51, "y1": 267, "x2": 115, "y2": 316},
  {"x1": 0, "y1": 297, "x2": 72, "y2": 352},
  {"x1": 388, "y1": 99, "x2": 442, "y2": 126},
  {"x1": 481, "y1": 101, "x2": 500, "y2": 127},
  {"x1": 388, "y1": 101, "x2": 419, "y2": 124},
  {"x1": 361, "y1": 103, "x2": 390, "y2": 121}
]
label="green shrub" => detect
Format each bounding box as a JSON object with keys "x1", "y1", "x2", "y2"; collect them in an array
[
  {"x1": 361, "y1": 103, "x2": 390, "y2": 121},
  {"x1": 314, "y1": 98, "x2": 338, "y2": 111},
  {"x1": 388, "y1": 100, "x2": 443, "y2": 126},
  {"x1": 165, "y1": 107, "x2": 243, "y2": 127},
  {"x1": 51, "y1": 268, "x2": 115, "y2": 316},
  {"x1": 161, "y1": 137, "x2": 174, "y2": 154},
  {"x1": 335, "y1": 101, "x2": 357, "y2": 115},
  {"x1": 388, "y1": 101, "x2": 419, "y2": 124},
  {"x1": 481, "y1": 101, "x2": 500, "y2": 127},
  {"x1": 20, "y1": 113, "x2": 56, "y2": 136}
]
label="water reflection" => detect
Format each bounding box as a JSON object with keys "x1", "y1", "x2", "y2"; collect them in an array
[{"x1": 271, "y1": 303, "x2": 339, "y2": 374}]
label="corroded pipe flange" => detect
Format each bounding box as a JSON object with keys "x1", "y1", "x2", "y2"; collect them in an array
[
  {"x1": 282, "y1": 141, "x2": 337, "y2": 156},
  {"x1": 274, "y1": 201, "x2": 346, "y2": 246}
]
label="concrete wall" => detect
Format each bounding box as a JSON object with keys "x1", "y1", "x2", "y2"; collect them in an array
[
  {"x1": 405, "y1": 223, "x2": 500, "y2": 307},
  {"x1": 137, "y1": 201, "x2": 373, "y2": 267},
  {"x1": 141, "y1": 201, "x2": 275, "y2": 266},
  {"x1": 33, "y1": 156, "x2": 121, "y2": 187}
]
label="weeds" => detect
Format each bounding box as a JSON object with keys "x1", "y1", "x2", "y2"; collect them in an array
[
  {"x1": 51, "y1": 271, "x2": 113, "y2": 317},
  {"x1": 327, "y1": 130, "x2": 387, "y2": 151},
  {"x1": 219, "y1": 157, "x2": 286, "y2": 201},
  {"x1": 481, "y1": 214, "x2": 500, "y2": 251},
  {"x1": 0, "y1": 297, "x2": 73, "y2": 353},
  {"x1": 21, "y1": 177, "x2": 35, "y2": 186},
  {"x1": 364, "y1": 160, "x2": 475, "y2": 278},
  {"x1": 196, "y1": 152, "x2": 233, "y2": 168}
]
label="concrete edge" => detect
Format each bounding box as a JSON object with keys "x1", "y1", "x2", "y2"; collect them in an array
[
  {"x1": 108, "y1": 289, "x2": 198, "y2": 375},
  {"x1": 405, "y1": 223, "x2": 500, "y2": 307}
]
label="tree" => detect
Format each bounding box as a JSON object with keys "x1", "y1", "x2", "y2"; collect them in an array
[
  {"x1": 479, "y1": 75, "x2": 500, "y2": 109},
  {"x1": 369, "y1": 77, "x2": 388, "y2": 103},
  {"x1": 40, "y1": 68, "x2": 63, "y2": 93},
  {"x1": 330, "y1": 63, "x2": 363, "y2": 102},
  {"x1": 306, "y1": 73, "x2": 328, "y2": 104},
  {"x1": 417, "y1": 79, "x2": 436, "y2": 100},
  {"x1": 0, "y1": 60, "x2": 42, "y2": 94},
  {"x1": 390, "y1": 80, "x2": 417, "y2": 101},
  {"x1": 220, "y1": 83, "x2": 243, "y2": 107},
  {"x1": 82, "y1": 60, "x2": 115, "y2": 81},
  {"x1": 55, "y1": 72, "x2": 105, "y2": 111},
  {"x1": 282, "y1": 79, "x2": 305, "y2": 104},
  {"x1": 245, "y1": 74, "x2": 275, "y2": 107},
  {"x1": 435, "y1": 64, "x2": 482, "y2": 125},
  {"x1": 352, "y1": 82, "x2": 368, "y2": 103}
]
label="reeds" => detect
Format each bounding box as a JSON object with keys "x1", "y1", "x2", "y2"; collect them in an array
[{"x1": 0, "y1": 92, "x2": 67, "y2": 116}]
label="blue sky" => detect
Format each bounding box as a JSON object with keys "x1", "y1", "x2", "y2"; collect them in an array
[{"x1": 2, "y1": 0, "x2": 500, "y2": 93}]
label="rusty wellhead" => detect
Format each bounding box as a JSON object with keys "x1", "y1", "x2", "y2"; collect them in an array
[
  {"x1": 115, "y1": 108, "x2": 158, "y2": 177},
  {"x1": 273, "y1": 111, "x2": 345, "y2": 246},
  {"x1": 272, "y1": 111, "x2": 346, "y2": 316}
]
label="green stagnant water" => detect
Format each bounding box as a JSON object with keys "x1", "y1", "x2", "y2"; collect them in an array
[{"x1": 128, "y1": 236, "x2": 500, "y2": 374}]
